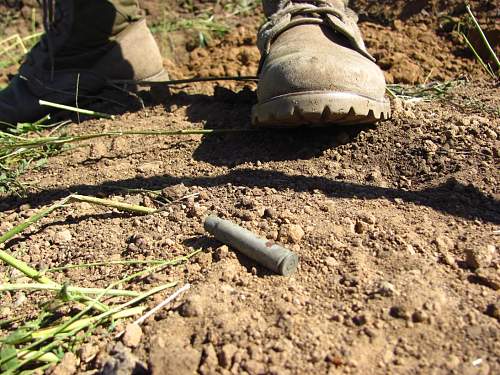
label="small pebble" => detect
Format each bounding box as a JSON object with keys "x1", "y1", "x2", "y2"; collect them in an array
[
  {"x1": 279, "y1": 224, "x2": 305, "y2": 243},
  {"x1": 214, "y1": 245, "x2": 229, "y2": 261},
  {"x1": 51, "y1": 352, "x2": 78, "y2": 375},
  {"x1": 465, "y1": 246, "x2": 494, "y2": 270},
  {"x1": 390, "y1": 305, "x2": 410, "y2": 320},
  {"x1": 53, "y1": 229, "x2": 72, "y2": 244},
  {"x1": 180, "y1": 295, "x2": 204, "y2": 317},
  {"x1": 122, "y1": 323, "x2": 142, "y2": 348},
  {"x1": 219, "y1": 343, "x2": 238, "y2": 368}
]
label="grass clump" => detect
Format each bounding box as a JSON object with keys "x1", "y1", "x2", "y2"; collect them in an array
[
  {"x1": 151, "y1": 12, "x2": 229, "y2": 49},
  {"x1": 0, "y1": 194, "x2": 200, "y2": 374},
  {"x1": 0, "y1": 107, "x2": 252, "y2": 197},
  {"x1": 386, "y1": 79, "x2": 465, "y2": 101},
  {"x1": 0, "y1": 117, "x2": 69, "y2": 196},
  {"x1": 440, "y1": 4, "x2": 499, "y2": 79}
]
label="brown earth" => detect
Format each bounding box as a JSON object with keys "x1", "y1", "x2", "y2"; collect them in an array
[{"x1": 0, "y1": 1, "x2": 499, "y2": 375}]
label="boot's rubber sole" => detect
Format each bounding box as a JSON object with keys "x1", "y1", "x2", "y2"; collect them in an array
[{"x1": 252, "y1": 91, "x2": 391, "y2": 127}]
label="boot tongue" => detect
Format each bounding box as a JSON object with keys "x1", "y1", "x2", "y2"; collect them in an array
[{"x1": 258, "y1": 0, "x2": 374, "y2": 62}]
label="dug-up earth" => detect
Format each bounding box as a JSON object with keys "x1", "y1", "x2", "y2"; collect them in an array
[{"x1": 0, "y1": 1, "x2": 499, "y2": 375}]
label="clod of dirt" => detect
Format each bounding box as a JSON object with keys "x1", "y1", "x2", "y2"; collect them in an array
[
  {"x1": 220, "y1": 260, "x2": 242, "y2": 282},
  {"x1": 263, "y1": 208, "x2": 277, "y2": 219},
  {"x1": 187, "y1": 203, "x2": 208, "y2": 218},
  {"x1": 162, "y1": 183, "x2": 189, "y2": 200},
  {"x1": 53, "y1": 229, "x2": 73, "y2": 244},
  {"x1": 411, "y1": 309, "x2": 429, "y2": 323},
  {"x1": 214, "y1": 245, "x2": 230, "y2": 261},
  {"x1": 389, "y1": 305, "x2": 410, "y2": 320},
  {"x1": 180, "y1": 295, "x2": 205, "y2": 317},
  {"x1": 279, "y1": 224, "x2": 305, "y2": 244},
  {"x1": 464, "y1": 246, "x2": 495, "y2": 270},
  {"x1": 50, "y1": 352, "x2": 78, "y2": 375},
  {"x1": 102, "y1": 343, "x2": 147, "y2": 375},
  {"x1": 433, "y1": 235, "x2": 455, "y2": 252},
  {"x1": 441, "y1": 252, "x2": 456, "y2": 267},
  {"x1": 195, "y1": 252, "x2": 213, "y2": 269},
  {"x1": 149, "y1": 318, "x2": 202, "y2": 375},
  {"x1": 136, "y1": 161, "x2": 162, "y2": 175},
  {"x1": 485, "y1": 302, "x2": 500, "y2": 321},
  {"x1": 78, "y1": 343, "x2": 99, "y2": 364},
  {"x1": 219, "y1": 343, "x2": 238, "y2": 368},
  {"x1": 200, "y1": 343, "x2": 218, "y2": 372},
  {"x1": 376, "y1": 281, "x2": 397, "y2": 297},
  {"x1": 122, "y1": 323, "x2": 143, "y2": 348},
  {"x1": 354, "y1": 220, "x2": 369, "y2": 234},
  {"x1": 242, "y1": 359, "x2": 266, "y2": 374},
  {"x1": 324, "y1": 256, "x2": 337, "y2": 267}
]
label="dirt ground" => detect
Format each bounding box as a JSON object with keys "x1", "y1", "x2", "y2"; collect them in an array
[{"x1": 0, "y1": 1, "x2": 499, "y2": 374}]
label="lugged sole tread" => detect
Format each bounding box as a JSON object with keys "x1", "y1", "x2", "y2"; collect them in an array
[{"x1": 252, "y1": 91, "x2": 391, "y2": 128}]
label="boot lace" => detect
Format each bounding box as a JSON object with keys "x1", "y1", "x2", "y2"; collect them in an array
[{"x1": 258, "y1": 0, "x2": 373, "y2": 63}]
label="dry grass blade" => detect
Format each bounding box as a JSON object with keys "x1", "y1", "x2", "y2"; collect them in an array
[
  {"x1": 0, "y1": 193, "x2": 200, "y2": 374},
  {"x1": 386, "y1": 80, "x2": 464, "y2": 101}
]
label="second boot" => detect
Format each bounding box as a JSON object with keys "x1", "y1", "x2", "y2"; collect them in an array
[{"x1": 0, "y1": 0, "x2": 167, "y2": 126}]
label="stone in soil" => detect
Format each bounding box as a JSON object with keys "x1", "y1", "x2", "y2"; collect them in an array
[
  {"x1": 122, "y1": 323, "x2": 143, "y2": 348},
  {"x1": 53, "y1": 229, "x2": 72, "y2": 244},
  {"x1": 102, "y1": 343, "x2": 147, "y2": 375},
  {"x1": 219, "y1": 343, "x2": 238, "y2": 368},
  {"x1": 464, "y1": 245, "x2": 495, "y2": 270},
  {"x1": 279, "y1": 224, "x2": 305, "y2": 244},
  {"x1": 50, "y1": 352, "x2": 78, "y2": 375},
  {"x1": 180, "y1": 295, "x2": 205, "y2": 317}
]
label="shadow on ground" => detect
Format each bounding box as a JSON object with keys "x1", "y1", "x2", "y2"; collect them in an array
[
  {"x1": 2, "y1": 87, "x2": 498, "y2": 225},
  {"x1": 166, "y1": 86, "x2": 373, "y2": 166},
  {"x1": 2, "y1": 169, "x2": 499, "y2": 224}
]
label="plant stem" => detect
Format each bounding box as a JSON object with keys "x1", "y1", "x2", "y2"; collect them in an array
[
  {"x1": 0, "y1": 196, "x2": 72, "y2": 285},
  {"x1": 46, "y1": 259, "x2": 170, "y2": 272},
  {"x1": 465, "y1": 4, "x2": 500, "y2": 73},
  {"x1": 39, "y1": 99, "x2": 115, "y2": 119},
  {"x1": 7, "y1": 283, "x2": 176, "y2": 373},
  {"x1": 68, "y1": 194, "x2": 156, "y2": 215},
  {"x1": 0, "y1": 283, "x2": 141, "y2": 297},
  {"x1": 460, "y1": 30, "x2": 495, "y2": 78},
  {"x1": 31, "y1": 306, "x2": 146, "y2": 339}
]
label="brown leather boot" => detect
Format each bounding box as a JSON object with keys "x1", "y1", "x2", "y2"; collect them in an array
[
  {"x1": 252, "y1": 0, "x2": 391, "y2": 127},
  {"x1": 0, "y1": 0, "x2": 167, "y2": 126}
]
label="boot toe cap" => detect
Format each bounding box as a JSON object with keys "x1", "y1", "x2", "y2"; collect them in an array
[{"x1": 257, "y1": 26, "x2": 387, "y2": 103}]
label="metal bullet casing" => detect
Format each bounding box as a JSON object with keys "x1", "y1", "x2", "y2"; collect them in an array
[{"x1": 204, "y1": 216, "x2": 299, "y2": 276}]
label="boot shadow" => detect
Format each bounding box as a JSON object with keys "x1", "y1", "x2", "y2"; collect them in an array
[{"x1": 166, "y1": 85, "x2": 374, "y2": 167}]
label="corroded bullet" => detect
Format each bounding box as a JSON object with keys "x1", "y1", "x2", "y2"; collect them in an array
[{"x1": 204, "y1": 215, "x2": 299, "y2": 276}]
